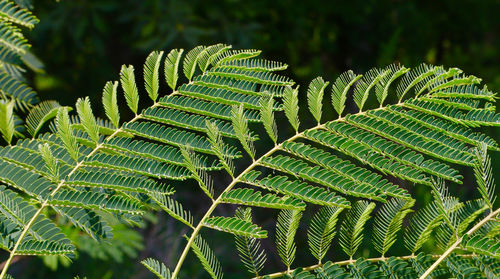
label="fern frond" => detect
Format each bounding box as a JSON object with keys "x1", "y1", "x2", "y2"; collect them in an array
[
  {"x1": 0, "y1": 98, "x2": 14, "y2": 144},
  {"x1": 180, "y1": 146, "x2": 214, "y2": 199},
  {"x1": 221, "y1": 188, "x2": 305, "y2": 210},
  {"x1": 75, "y1": 97, "x2": 100, "y2": 144},
  {"x1": 0, "y1": 0, "x2": 38, "y2": 28},
  {"x1": 38, "y1": 143, "x2": 58, "y2": 181},
  {"x1": 205, "y1": 120, "x2": 234, "y2": 176},
  {"x1": 198, "y1": 44, "x2": 231, "y2": 72},
  {"x1": 25, "y1": 100, "x2": 62, "y2": 137},
  {"x1": 164, "y1": 48, "x2": 183, "y2": 91},
  {"x1": 219, "y1": 59, "x2": 287, "y2": 72},
  {"x1": 283, "y1": 85, "x2": 300, "y2": 132},
  {"x1": 445, "y1": 253, "x2": 482, "y2": 279},
  {"x1": 307, "y1": 206, "x2": 343, "y2": 263},
  {"x1": 55, "y1": 207, "x2": 112, "y2": 240},
  {"x1": 143, "y1": 51, "x2": 164, "y2": 102},
  {"x1": 0, "y1": 24, "x2": 28, "y2": 54},
  {"x1": 307, "y1": 77, "x2": 329, "y2": 124},
  {"x1": 232, "y1": 104, "x2": 255, "y2": 159},
  {"x1": 353, "y1": 68, "x2": 389, "y2": 111},
  {"x1": 397, "y1": 63, "x2": 436, "y2": 101},
  {"x1": 260, "y1": 94, "x2": 278, "y2": 143},
  {"x1": 101, "y1": 81, "x2": 120, "y2": 128},
  {"x1": 189, "y1": 234, "x2": 223, "y2": 279},
  {"x1": 276, "y1": 209, "x2": 302, "y2": 269},
  {"x1": 462, "y1": 234, "x2": 500, "y2": 259},
  {"x1": 203, "y1": 216, "x2": 267, "y2": 238},
  {"x1": 149, "y1": 192, "x2": 194, "y2": 229},
  {"x1": 55, "y1": 107, "x2": 79, "y2": 162},
  {"x1": 373, "y1": 198, "x2": 414, "y2": 256},
  {"x1": 339, "y1": 201, "x2": 376, "y2": 259},
  {"x1": 405, "y1": 201, "x2": 443, "y2": 253},
  {"x1": 120, "y1": 65, "x2": 139, "y2": 114},
  {"x1": 213, "y1": 49, "x2": 261, "y2": 65},
  {"x1": 375, "y1": 64, "x2": 409, "y2": 107},
  {"x1": 141, "y1": 257, "x2": 171, "y2": 279},
  {"x1": 234, "y1": 207, "x2": 266, "y2": 276},
  {"x1": 16, "y1": 239, "x2": 74, "y2": 256},
  {"x1": 331, "y1": 70, "x2": 362, "y2": 117},
  {"x1": 0, "y1": 72, "x2": 37, "y2": 112},
  {"x1": 473, "y1": 143, "x2": 496, "y2": 209},
  {"x1": 183, "y1": 45, "x2": 205, "y2": 81}
]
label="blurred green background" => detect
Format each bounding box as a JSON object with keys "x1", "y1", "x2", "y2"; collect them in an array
[{"x1": 9, "y1": 0, "x2": 500, "y2": 278}]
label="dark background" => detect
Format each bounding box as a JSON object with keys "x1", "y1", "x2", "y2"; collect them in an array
[{"x1": 11, "y1": 0, "x2": 500, "y2": 278}]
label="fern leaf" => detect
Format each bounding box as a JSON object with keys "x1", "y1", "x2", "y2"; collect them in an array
[
  {"x1": 307, "y1": 206, "x2": 344, "y2": 263},
  {"x1": 25, "y1": 102, "x2": 62, "y2": 137},
  {"x1": 198, "y1": 44, "x2": 231, "y2": 72},
  {"x1": 180, "y1": 146, "x2": 214, "y2": 199},
  {"x1": 231, "y1": 104, "x2": 255, "y2": 159},
  {"x1": 283, "y1": 85, "x2": 300, "y2": 132},
  {"x1": 353, "y1": 68, "x2": 389, "y2": 111},
  {"x1": 463, "y1": 234, "x2": 500, "y2": 259},
  {"x1": 55, "y1": 207, "x2": 112, "y2": 240},
  {"x1": 221, "y1": 188, "x2": 305, "y2": 210},
  {"x1": 203, "y1": 216, "x2": 267, "y2": 238},
  {"x1": 405, "y1": 201, "x2": 444, "y2": 253},
  {"x1": 55, "y1": 107, "x2": 79, "y2": 162},
  {"x1": 474, "y1": 143, "x2": 496, "y2": 209},
  {"x1": 101, "y1": 81, "x2": 120, "y2": 128},
  {"x1": 375, "y1": 64, "x2": 409, "y2": 106},
  {"x1": 331, "y1": 70, "x2": 362, "y2": 117},
  {"x1": 0, "y1": 72, "x2": 38, "y2": 112},
  {"x1": 397, "y1": 63, "x2": 436, "y2": 101},
  {"x1": 260, "y1": 94, "x2": 278, "y2": 143},
  {"x1": 432, "y1": 84, "x2": 496, "y2": 101},
  {"x1": 347, "y1": 258, "x2": 385, "y2": 278},
  {"x1": 164, "y1": 48, "x2": 183, "y2": 91},
  {"x1": 38, "y1": 143, "x2": 58, "y2": 181},
  {"x1": 307, "y1": 76, "x2": 329, "y2": 123},
  {"x1": 141, "y1": 257, "x2": 171, "y2": 279},
  {"x1": 183, "y1": 45, "x2": 205, "y2": 81},
  {"x1": 143, "y1": 50, "x2": 164, "y2": 102},
  {"x1": 0, "y1": 98, "x2": 14, "y2": 144},
  {"x1": 373, "y1": 198, "x2": 414, "y2": 256},
  {"x1": 75, "y1": 97, "x2": 99, "y2": 144},
  {"x1": 445, "y1": 253, "x2": 483, "y2": 279},
  {"x1": 148, "y1": 192, "x2": 194, "y2": 229},
  {"x1": 0, "y1": 0, "x2": 39, "y2": 28},
  {"x1": 213, "y1": 49, "x2": 261, "y2": 65},
  {"x1": 0, "y1": 24, "x2": 28, "y2": 54},
  {"x1": 119, "y1": 65, "x2": 139, "y2": 114},
  {"x1": 276, "y1": 209, "x2": 302, "y2": 269},
  {"x1": 16, "y1": 239, "x2": 74, "y2": 256},
  {"x1": 219, "y1": 59, "x2": 287, "y2": 72},
  {"x1": 205, "y1": 120, "x2": 234, "y2": 176},
  {"x1": 339, "y1": 200, "x2": 376, "y2": 259},
  {"x1": 189, "y1": 234, "x2": 224, "y2": 279},
  {"x1": 234, "y1": 207, "x2": 266, "y2": 276}
]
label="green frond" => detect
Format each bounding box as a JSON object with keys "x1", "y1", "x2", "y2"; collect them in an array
[
  {"x1": 331, "y1": 70, "x2": 362, "y2": 117},
  {"x1": 373, "y1": 198, "x2": 414, "y2": 256},
  {"x1": 193, "y1": 75, "x2": 261, "y2": 97},
  {"x1": 0, "y1": 0, "x2": 38, "y2": 28},
  {"x1": 101, "y1": 81, "x2": 120, "y2": 128},
  {"x1": 462, "y1": 234, "x2": 500, "y2": 259},
  {"x1": 55, "y1": 107, "x2": 79, "y2": 162},
  {"x1": 283, "y1": 85, "x2": 300, "y2": 132},
  {"x1": 375, "y1": 64, "x2": 409, "y2": 107},
  {"x1": 339, "y1": 201, "x2": 376, "y2": 259},
  {"x1": 0, "y1": 98, "x2": 14, "y2": 144},
  {"x1": 213, "y1": 49, "x2": 261, "y2": 65},
  {"x1": 183, "y1": 45, "x2": 205, "y2": 81},
  {"x1": 445, "y1": 253, "x2": 483, "y2": 279},
  {"x1": 221, "y1": 188, "x2": 305, "y2": 210},
  {"x1": 25, "y1": 100, "x2": 63, "y2": 137},
  {"x1": 16, "y1": 239, "x2": 74, "y2": 256},
  {"x1": 241, "y1": 171, "x2": 350, "y2": 208},
  {"x1": 38, "y1": 143, "x2": 58, "y2": 181},
  {"x1": 180, "y1": 146, "x2": 214, "y2": 199},
  {"x1": 0, "y1": 24, "x2": 28, "y2": 54},
  {"x1": 197, "y1": 44, "x2": 231, "y2": 72},
  {"x1": 414, "y1": 67, "x2": 463, "y2": 98},
  {"x1": 405, "y1": 201, "x2": 443, "y2": 253},
  {"x1": 148, "y1": 192, "x2": 194, "y2": 229},
  {"x1": 232, "y1": 104, "x2": 255, "y2": 159},
  {"x1": 203, "y1": 216, "x2": 267, "y2": 238},
  {"x1": 307, "y1": 77, "x2": 329, "y2": 124},
  {"x1": 141, "y1": 257, "x2": 171, "y2": 279},
  {"x1": 75, "y1": 97, "x2": 100, "y2": 144},
  {"x1": 55, "y1": 207, "x2": 112, "y2": 240},
  {"x1": 474, "y1": 143, "x2": 496, "y2": 209},
  {"x1": 189, "y1": 234, "x2": 224, "y2": 279},
  {"x1": 207, "y1": 66, "x2": 293, "y2": 87},
  {"x1": 353, "y1": 68, "x2": 390, "y2": 111},
  {"x1": 219, "y1": 59, "x2": 287, "y2": 72},
  {"x1": 474, "y1": 255, "x2": 500, "y2": 278},
  {"x1": 348, "y1": 258, "x2": 385, "y2": 278},
  {"x1": 164, "y1": 48, "x2": 183, "y2": 91},
  {"x1": 234, "y1": 207, "x2": 267, "y2": 276},
  {"x1": 119, "y1": 64, "x2": 139, "y2": 114},
  {"x1": 307, "y1": 206, "x2": 343, "y2": 263},
  {"x1": 431, "y1": 84, "x2": 496, "y2": 101},
  {"x1": 396, "y1": 63, "x2": 435, "y2": 101},
  {"x1": 143, "y1": 50, "x2": 164, "y2": 102},
  {"x1": 409, "y1": 252, "x2": 447, "y2": 278},
  {"x1": 0, "y1": 72, "x2": 37, "y2": 112},
  {"x1": 276, "y1": 209, "x2": 302, "y2": 269},
  {"x1": 205, "y1": 120, "x2": 234, "y2": 176},
  {"x1": 379, "y1": 256, "x2": 418, "y2": 278},
  {"x1": 260, "y1": 94, "x2": 278, "y2": 143}
]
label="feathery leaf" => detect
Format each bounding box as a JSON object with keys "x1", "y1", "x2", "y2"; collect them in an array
[
  {"x1": 143, "y1": 50, "x2": 164, "y2": 102},
  {"x1": 120, "y1": 65, "x2": 139, "y2": 114}
]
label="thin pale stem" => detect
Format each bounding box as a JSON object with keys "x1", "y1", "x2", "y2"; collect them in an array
[{"x1": 418, "y1": 207, "x2": 500, "y2": 279}]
